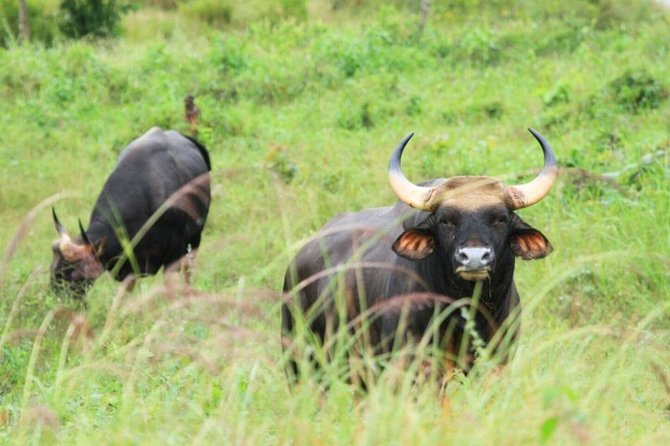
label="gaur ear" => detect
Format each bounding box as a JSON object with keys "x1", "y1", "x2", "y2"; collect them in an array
[
  {"x1": 393, "y1": 229, "x2": 435, "y2": 260},
  {"x1": 93, "y1": 237, "x2": 106, "y2": 258},
  {"x1": 509, "y1": 215, "x2": 553, "y2": 260}
]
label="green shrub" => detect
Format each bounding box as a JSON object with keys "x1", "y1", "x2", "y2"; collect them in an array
[
  {"x1": 337, "y1": 101, "x2": 376, "y2": 130},
  {"x1": 608, "y1": 70, "x2": 668, "y2": 114},
  {"x1": 265, "y1": 145, "x2": 299, "y2": 184},
  {"x1": 543, "y1": 83, "x2": 571, "y2": 107},
  {"x1": 591, "y1": 0, "x2": 655, "y2": 29},
  {"x1": 339, "y1": 46, "x2": 362, "y2": 77},
  {"x1": 180, "y1": 0, "x2": 233, "y2": 27},
  {"x1": 59, "y1": 0, "x2": 126, "y2": 39},
  {"x1": 267, "y1": 0, "x2": 312, "y2": 22},
  {"x1": 0, "y1": 0, "x2": 58, "y2": 47},
  {"x1": 532, "y1": 23, "x2": 591, "y2": 57},
  {"x1": 455, "y1": 28, "x2": 499, "y2": 65},
  {"x1": 279, "y1": 0, "x2": 308, "y2": 21},
  {"x1": 210, "y1": 35, "x2": 247, "y2": 74},
  {"x1": 144, "y1": 0, "x2": 178, "y2": 9},
  {"x1": 405, "y1": 95, "x2": 423, "y2": 116}
]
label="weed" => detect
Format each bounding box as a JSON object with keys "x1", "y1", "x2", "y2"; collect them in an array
[
  {"x1": 180, "y1": 0, "x2": 233, "y2": 27},
  {"x1": 608, "y1": 70, "x2": 669, "y2": 114},
  {"x1": 456, "y1": 28, "x2": 499, "y2": 66}
]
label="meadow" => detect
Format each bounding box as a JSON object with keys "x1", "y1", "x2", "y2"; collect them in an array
[{"x1": 1, "y1": 0, "x2": 669, "y2": 444}]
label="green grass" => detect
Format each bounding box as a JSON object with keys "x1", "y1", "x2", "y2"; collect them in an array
[{"x1": 1, "y1": 0, "x2": 670, "y2": 444}]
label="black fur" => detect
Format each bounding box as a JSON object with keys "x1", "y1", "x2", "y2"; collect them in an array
[
  {"x1": 51, "y1": 128, "x2": 211, "y2": 295},
  {"x1": 282, "y1": 195, "x2": 551, "y2": 384}
]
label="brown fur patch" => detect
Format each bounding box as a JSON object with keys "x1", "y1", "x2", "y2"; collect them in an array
[
  {"x1": 433, "y1": 176, "x2": 511, "y2": 211},
  {"x1": 59, "y1": 237, "x2": 93, "y2": 263},
  {"x1": 56, "y1": 237, "x2": 104, "y2": 279}
]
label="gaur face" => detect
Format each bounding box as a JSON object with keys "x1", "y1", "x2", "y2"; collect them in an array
[
  {"x1": 392, "y1": 182, "x2": 552, "y2": 281},
  {"x1": 387, "y1": 129, "x2": 557, "y2": 281},
  {"x1": 50, "y1": 209, "x2": 103, "y2": 298},
  {"x1": 50, "y1": 241, "x2": 96, "y2": 297}
]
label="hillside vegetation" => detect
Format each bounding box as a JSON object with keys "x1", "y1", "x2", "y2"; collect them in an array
[{"x1": 1, "y1": 0, "x2": 669, "y2": 444}]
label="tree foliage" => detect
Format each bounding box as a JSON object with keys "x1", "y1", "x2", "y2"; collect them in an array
[{"x1": 59, "y1": 0, "x2": 125, "y2": 38}]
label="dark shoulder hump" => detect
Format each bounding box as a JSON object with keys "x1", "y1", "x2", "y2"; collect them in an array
[{"x1": 182, "y1": 133, "x2": 212, "y2": 171}]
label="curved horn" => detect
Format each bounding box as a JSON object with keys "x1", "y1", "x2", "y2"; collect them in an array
[
  {"x1": 78, "y1": 219, "x2": 92, "y2": 246},
  {"x1": 388, "y1": 133, "x2": 443, "y2": 211},
  {"x1": 52, "y1": 207, "x2": 67, "y2": 236},
  {"x1": 507, "y1": 128, "x2": 558, "y2": 210}
]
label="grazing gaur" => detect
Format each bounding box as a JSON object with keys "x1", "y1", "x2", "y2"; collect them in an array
[
  {"x1": 50, "y1": 127, "x2": 211, "y2": 298},
  {"x1": 282, "y1": 128, "x2": 557, "y2": 382}
]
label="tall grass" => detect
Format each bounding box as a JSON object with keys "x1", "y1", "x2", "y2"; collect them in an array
[{"x1": 1, "y1": 0, "x2": 669, "y2": 444}]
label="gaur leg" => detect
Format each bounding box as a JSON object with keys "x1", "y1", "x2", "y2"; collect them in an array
[
  {"x1": 182, "y1": 232, "x2": 203, "y2": 284},
  {"x1": 281, "y1": 272, "x2": 331, "y2": 389},
  {"x1": 163, "y1": 227, "x2": 202, "y2": 288}
]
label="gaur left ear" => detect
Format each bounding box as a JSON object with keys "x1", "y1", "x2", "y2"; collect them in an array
[
  {"x1": 509, "y1": 215, "x2": 553, "y2": 260},
  {"x1": 393, "y1": 229, "x2": 436, "y2": 260},
  {"x1": 93, "y1": 237, "x2": 106, "y2": 258}
]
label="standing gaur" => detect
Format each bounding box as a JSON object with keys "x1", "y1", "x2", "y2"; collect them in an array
[
  {"x1": 282, "y1": 128, "x2": 557, "y2": 383},
  {"x1": 50, "y1": 127, "x2": 211, "y2": 298}
]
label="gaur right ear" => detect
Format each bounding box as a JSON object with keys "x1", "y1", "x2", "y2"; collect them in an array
[
  {"x1": 509, "y1": 214, "x2": 553, "y2": 260},
  {"x1": 393, "y1": 229, "x2": 435, "y2": 260},
  {"x1": 510, "y1": 229, "x2": 553, "y2": 259}
]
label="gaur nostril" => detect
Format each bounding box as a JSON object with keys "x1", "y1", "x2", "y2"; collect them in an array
[
  {"x1": 481, "y1": 249, "x2": 493, "y2": 262},
  {"x1": 455, "y1": 249, "x2": 469, "y2": 263},
  {"x1": 456, "y1": 247, "x2": 493, "y2": 268}
]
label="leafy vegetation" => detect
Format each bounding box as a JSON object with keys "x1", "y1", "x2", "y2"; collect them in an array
[
  {"x1": 1, "y1": 0, "x2": 669, "y2": 444},
  {"x1": 58, "y1": 0, "x2": 126, "y2": 39}
]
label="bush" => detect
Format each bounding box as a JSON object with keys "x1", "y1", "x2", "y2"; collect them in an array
[
  {"x1": 210, "y1": 35, "x2": 247, "y2": 74},
  {"x1": 608, "y1": 70, "x2": 668, "y2": 114},
  {"x1": 455, "y1": 29, "x2": 499, "y2": 65},
  {"x1": 0, "y1": 0, "x2": 58, "y2": 47},
  {"x1": 591, "y1": 0, "x2": 655, "y2": 29},
  {"x1": 279, "y1": 0, "x2": 308, "y2": 21},
  {"x1": 180, "y1": 0, "x2": 233, "y2": 27},
  {"x1": 59, "y1": 0, "x2": 125, "y2": 39},
  {"x1": 265, "y1": 145, "x2": 299, "y2": 184},
  {"x1": 543, "y1": 83, "x2": 571, "y2": 107},
  {"x1": 144, "y1": 0, "x2": 178, "y2": 9},
  {"x1": 337, "y1": 101, "x2": 376, "y2": 130}
]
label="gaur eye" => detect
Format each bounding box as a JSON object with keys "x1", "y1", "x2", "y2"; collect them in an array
[
  {"x1": 439, "y1": 217, "x2": 455, "y2": 227},
  {"x1": 493, "y1": 215, "x2": 508, "y2": 226}
]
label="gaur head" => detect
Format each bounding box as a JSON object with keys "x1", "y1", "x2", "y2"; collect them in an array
[
  {"x1": 389, "y1": 129, "x2": 557, "y2": 281},
  {"x1": 50, "y1": 208, "x2": 104, "y2": 298}
]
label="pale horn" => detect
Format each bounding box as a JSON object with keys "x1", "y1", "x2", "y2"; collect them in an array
[
  {"x1": 506, "y1": 128, "x2": 558, "y2": 210},
  {"x1": 387, "y1": 133, "x2": 446, "y2": 211}
]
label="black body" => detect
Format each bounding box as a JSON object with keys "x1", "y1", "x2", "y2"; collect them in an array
[
  {"x1": 281, "y1": 200, "x2": 536, "y2": 374},
  {"x1": 282, "y1": 130, "x2": 556, "y2": 385},
  {"x1": 50, "y1": 127, "x2": 211, "y2": 293},
  {"x1": 90, "y1": 128, "x2": 210, "y2": 278}
]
